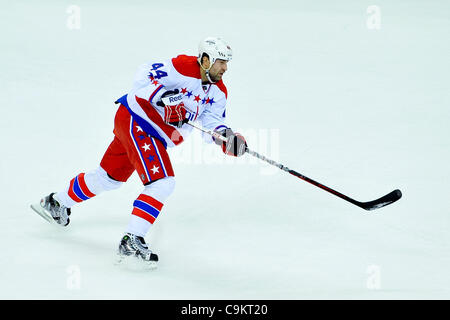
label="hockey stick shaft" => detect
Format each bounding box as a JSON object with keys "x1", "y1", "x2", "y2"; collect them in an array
[
  {"x1": 243, "y1": 147, "x2": 361, "y2": 206},
  {"x1": 186, "y1": 122, "x2": 401, "y2": 210}
]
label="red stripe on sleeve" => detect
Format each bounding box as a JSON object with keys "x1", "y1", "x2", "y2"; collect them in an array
[{"x1": 149, "y1": 85, "x2": 164, "y2": 103}]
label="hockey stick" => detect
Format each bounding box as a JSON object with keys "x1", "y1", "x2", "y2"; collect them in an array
[{"x1": 187, "y1": 122, "x2": 402, "y2": 211}]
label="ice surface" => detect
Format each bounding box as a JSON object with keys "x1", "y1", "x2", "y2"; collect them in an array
[{"x1": 1, "y1": 0, "x2": 449, "y2": 299}]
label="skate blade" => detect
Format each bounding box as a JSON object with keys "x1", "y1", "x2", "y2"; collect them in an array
[
  {"x1": 115, "y1": 254, "x2": 158, "y2": 271},
  {"x1": 30, "y1": 203, "x2": 56, "y2": 225}
]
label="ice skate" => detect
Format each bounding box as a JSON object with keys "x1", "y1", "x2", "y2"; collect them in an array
[
  {"x1": 30, "y1": 193, "x2": 71, "y2": 226},
  {"x1": 116, "y1": 233, "x2": 158, "y2": 269}
]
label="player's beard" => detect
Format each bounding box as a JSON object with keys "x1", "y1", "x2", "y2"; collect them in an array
[{"x1": 210, "y1": 71, "x2": 223, "y2": 82}]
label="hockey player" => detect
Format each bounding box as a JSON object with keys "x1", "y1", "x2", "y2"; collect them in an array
[{"x1": 31, "y1": 37, "x2": 247, "y2": 266}]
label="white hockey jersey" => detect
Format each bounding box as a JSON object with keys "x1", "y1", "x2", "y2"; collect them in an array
[{"x1": 115, "y1": 55, "x2": 229, "y2": 148}]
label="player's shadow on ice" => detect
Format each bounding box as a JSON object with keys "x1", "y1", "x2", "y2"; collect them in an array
[{"x1": 28, "y1": 217, "x2": 123, "y2": 253}]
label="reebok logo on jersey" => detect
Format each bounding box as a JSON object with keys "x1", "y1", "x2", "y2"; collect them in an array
[
  {"x1": 169, "y1": 95, "x2": 182, "y2": 103},
  {"x1": 162, "y1": 93, "x2": 183, "y2": 106}
]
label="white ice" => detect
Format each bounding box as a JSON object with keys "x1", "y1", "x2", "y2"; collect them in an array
[{"x1": 1, "y1": 0, "x2": 449, "y2": 299}]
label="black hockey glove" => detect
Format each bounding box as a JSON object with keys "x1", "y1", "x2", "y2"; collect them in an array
[{"x1": 214, "y1": 128, "x2": 247, "y2": 157}]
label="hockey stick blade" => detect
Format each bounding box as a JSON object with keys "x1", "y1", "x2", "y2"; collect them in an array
[
  {"x1": 288, "y1": 169, "x2": 402, "y2": 211},
  {"x1": 357, "y1": 189, "x2": 402, "y2": 211}
]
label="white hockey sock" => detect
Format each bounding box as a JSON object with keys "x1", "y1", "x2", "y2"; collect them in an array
[
  {"x1": 126, "y1": 177, "x2": 175, "y2": 237},
  {"x1": 56, "y1": 166, "x2": 123, "y2": 208}
]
